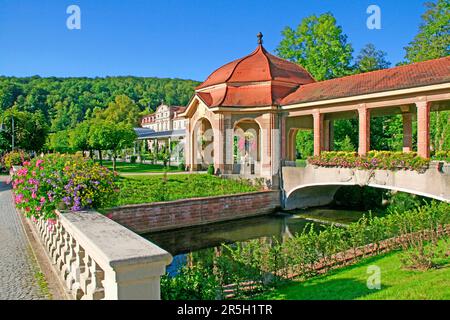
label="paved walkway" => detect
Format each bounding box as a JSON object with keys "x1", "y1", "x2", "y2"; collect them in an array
[{"x1": 0, "y1": 176, "x2": 47, "y2": 300}]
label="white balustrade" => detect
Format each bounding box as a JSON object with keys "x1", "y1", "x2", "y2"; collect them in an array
[{"x1": 29, "y1": 210, "x2": 172, "y2": 300}]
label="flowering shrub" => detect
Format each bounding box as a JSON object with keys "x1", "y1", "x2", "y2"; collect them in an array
[
  {"x1": 308, "y1": 151, "x2": 430, "y2": 172},
  {"x1": 12, "y1": 154, "x2": 117, "y2": 220},
  {"x1": 2, "y1": 150, "x2": 30, "y2": 169}
]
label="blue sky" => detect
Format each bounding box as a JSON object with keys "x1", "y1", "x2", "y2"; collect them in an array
[{"x1": 0, "y1": 0, "x2": 428, "y2": 81}]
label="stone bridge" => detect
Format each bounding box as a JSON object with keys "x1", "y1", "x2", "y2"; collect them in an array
[{"x1": 281, "y1": 162, "x2": 450, "y2": 210}]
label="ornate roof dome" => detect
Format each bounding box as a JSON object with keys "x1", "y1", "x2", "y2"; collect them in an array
[{"x1": 195, "y1": 33, "x2": 315, "y2": 107}]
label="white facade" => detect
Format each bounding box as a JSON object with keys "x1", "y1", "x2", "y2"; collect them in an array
[{"x1": 141, "y1": 104, "x2": 187, "y2": 132}]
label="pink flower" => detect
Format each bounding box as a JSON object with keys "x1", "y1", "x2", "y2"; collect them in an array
[
  {"x1": 107, "y1": 214, "x2": 113, "y2": 219},
  {"x1": 23, "y1": 161, "x2": 31, "y2": 166},
  {"x1": 40, "y1": 197, "x2": 46, "y2": 204},
  {"x1": 36, "y1": 159, "x2": 44, "y2": 167},
  {"x1": 17, "y1": 168, "x2": 28, "y2": 176},
  {"x1": 31, "y1": 192, "x2": 37, "y2": 199},
  {"x1": 15, "y1": 194, "x2": 24, "y2": 204}
]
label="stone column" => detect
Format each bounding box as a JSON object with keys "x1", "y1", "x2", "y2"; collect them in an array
[
  {"x1": 288, "y1": 129, "x2": 297, "y2": 161},
  {"x1": 402, "y1": 113, "x2": 413, "y2": 152},
  {"x1": 223, "y1": 114, "x2": 233, "y2": 173},
  {"x1": 185, "y1": 119, "x2": 192, "y2": 171},
  {"x1": 280, "y1": 114, "x2": 287, "y2": 161},
  {"x1": 322, "y1": 119, "x2": 332, "y2": 151},
  {"x1": 358, "y1": 105, "x2": 370, "y2": 156},
  {"x1": 313, "y1": 111, "x2": 323, "y2": 156},
  {"x1": 213, "y1": 114, "x2": 225, "y2": 174},
  {"x1": 416, "y1": 101, "x2": 431, "y2": 158},
  {"x1": 260, "y1": 113, "x2": 274, "y2": 178}
]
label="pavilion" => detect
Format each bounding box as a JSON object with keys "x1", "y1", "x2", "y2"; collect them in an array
[{"x1": 180, "y1": 33, "x2": 450, "y2": 183}]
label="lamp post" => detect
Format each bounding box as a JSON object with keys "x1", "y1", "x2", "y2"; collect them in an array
[{"x1": 0, "y1": 115, "x2": 15, "y2": 151}]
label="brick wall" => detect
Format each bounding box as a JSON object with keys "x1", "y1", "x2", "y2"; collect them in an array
[{"x1": 108, "y1": 191, "x2": 281, "y2": 234}]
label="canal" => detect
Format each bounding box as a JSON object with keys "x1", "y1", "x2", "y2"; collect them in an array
[{"x1": 142, "y1": 207, "x2": 368, "y2": 275}]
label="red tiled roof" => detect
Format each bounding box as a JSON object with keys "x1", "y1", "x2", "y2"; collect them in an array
[
  {"x1": 195, "y1": 44, "x2": 314, "y2": 107},
  {"x1": 196, "y1": 45, "x2": 315, "y2": 90},
  {"x1": 281, "y1": 56, "x2": 450, "y2": 105}
]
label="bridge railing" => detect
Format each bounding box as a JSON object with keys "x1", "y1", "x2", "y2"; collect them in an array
[{"x1": 30, "y1": 210, "x2": 172, "y2": 300}]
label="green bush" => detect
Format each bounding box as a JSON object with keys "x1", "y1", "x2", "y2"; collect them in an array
[
  {"x1": 207, "y1": 164, "x2": 215, "y2": 175},
  {"x1": 2, "y1": 150, "x2": 30, "y2": 169},
  {"x1": 161, "y1": 265, "x2": 220, "y2": 300},
  {"x1": 130, "y1": 155, "x2": 137, "y2": 164},
  {"x1": 178, "y1": 162, "x2": 186, "y2": 171}
]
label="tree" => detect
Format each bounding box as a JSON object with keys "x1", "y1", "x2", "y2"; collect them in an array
[
  {"x1": 354, "y1": 43, "x2": 391, "y2": 73},
  {"x1": 70, "y1": 121, "x2": 92, "y2": 156},
  {"x1": 403, "y1": 0, "x2": 450, "y2": 154},
  {"x1": 48, "y1": 130, "x2": 72, "y2": 153},
  {"x1": 89, "y1": 120, "x2": 136, "y2": 171},
  {"x1": 333, "y1": 119, "x2": 358, "y2": 151},
  {"x1": 404, "y1": 0, "x2": 450, "y2": 63},
  {"x1": 96, "y1": 95, "x2": 146, "y2": 126},
  {"x1": 295, "y1": 130, "x2": 314, "y2": 159},
  {"x1": 0, "y1": 108, "x2": 49, "y2": 153},
  {"x1": 335, "y1": 135, "x2": 355, "y2": 152},
  {"x1": 276, "y1": 13, "x2": 353, "y2": 80}
]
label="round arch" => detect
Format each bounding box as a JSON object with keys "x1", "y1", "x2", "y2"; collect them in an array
[
  {"x1": 284, "y1": 182, "x2": 449, "y2": 210},
  {"x1": 191, "y1": 117, "x2": 214, "y2": 170},
  {"x1": 233, "y1": 118, "x2": 262, "y2": 175}
]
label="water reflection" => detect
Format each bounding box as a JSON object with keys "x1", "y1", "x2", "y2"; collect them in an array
[{"x1": 143, "y1": 211, "x2": 332, "y2": 275}]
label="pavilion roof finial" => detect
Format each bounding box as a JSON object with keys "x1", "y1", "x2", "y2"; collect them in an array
[{"x1": 257, "y1": 32, "x2": 263, "y2": 45}]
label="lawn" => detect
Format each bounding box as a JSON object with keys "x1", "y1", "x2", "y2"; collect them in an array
[
  {"x1": 257, "y1": 239, "x2": 450, "y2": 300},
  {"x1": 106, "y1": 174, "x2": 261, "y2": 207},
  {"x1": 98, "y1": 160, "x2": 183, "y2": 173}
]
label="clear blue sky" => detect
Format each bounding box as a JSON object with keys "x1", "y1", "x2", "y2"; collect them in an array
[{"x1": 0, "y1": 0, "x2": 428, "y2": 81}]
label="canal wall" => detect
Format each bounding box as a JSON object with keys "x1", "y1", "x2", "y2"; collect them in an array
[{"x1": 107, "y1": 191, "x2": 281, "y2": 234}]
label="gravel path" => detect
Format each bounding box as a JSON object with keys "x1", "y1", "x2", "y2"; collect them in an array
[{"x1": 0, "y1": 176, "x2": 48, "y2": 300}]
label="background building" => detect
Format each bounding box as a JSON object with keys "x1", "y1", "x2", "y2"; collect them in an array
[{"x1": 135, "y1": 104, "x2": 187, "y2": 164}]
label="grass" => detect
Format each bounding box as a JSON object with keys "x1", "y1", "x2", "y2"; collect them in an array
[
  {"x1": 257, "y1": 239, "x2": 450, "y2": 300},
  {"x1": 106, "y1": 174, "x2": 261, "y2": 207},
  {"x1": 26, "y1": 245, "x2": 52, "y2": 299},
  {"x1": 98, "y1": 160, "x2": 183, "y2": 173}
]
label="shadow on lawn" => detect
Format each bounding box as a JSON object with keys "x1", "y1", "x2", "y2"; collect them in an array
[
  {"x1": 266, "y1": 277, "x2": 390, "y2": 300},
  {"x1": 262, "y1": 254, "x2": 395, "y2": 300}
]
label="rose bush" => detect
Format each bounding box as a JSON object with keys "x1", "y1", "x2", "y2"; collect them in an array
[
  {"x1": 12, "y1": 154, "x2": 117, "y2": 220},
  {"x1": 308, "y1": 151, "x2": 430, "y2": 172}
]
